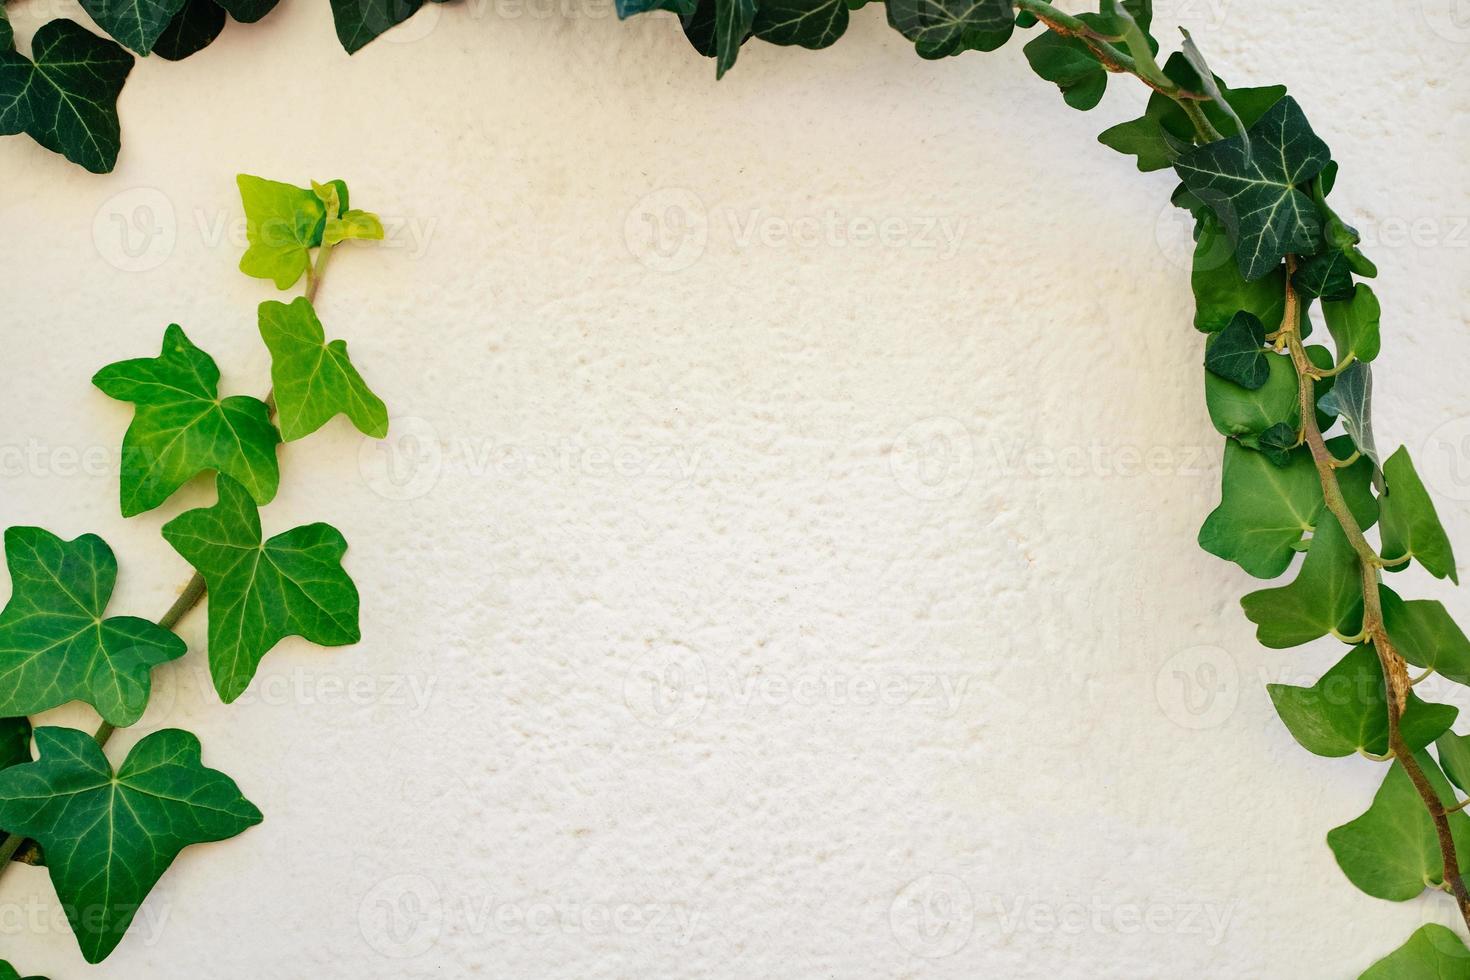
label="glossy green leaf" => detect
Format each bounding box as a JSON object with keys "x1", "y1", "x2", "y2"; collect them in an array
[
  {"x1": 0, "y1": 718, "x2": 29, "y2": 772},
  {"x1": 1293, "y1": 246, "x2": 1355, "y2": 302},
  {"x1": 330, "y1": 0, "x2": 428, "y2": 53},
  {"x1": 750, "y1": 0, "x2": 848, "y2": 48},
  {"x1": 617, "y1": 0, "x2": 697, "y2": 15},
  {"x1": 0, "y1": 527, "x2": 185, "y2": 726},
  {"x1": 76, "y1": 0, "x2": 187, "y2": 54},
  {"x1": 1317, "y1": 360, "x2": 1380, "y2": 474},
  {"x1": 258, "y1": 297, "x2": 389, "y2": 441},
  {"x1": 0, "y1": 727, "x2": 261, "y2": 963},
  {"x1": 1361, "y1": 924, "x2": 1470, "y2": 979},
  {"x1": 162, "y1": 476, "x2": 360, "y2": 703},
  {"x1": 887, "y1": 0, "x2": 1012, "y2": 61},
  {"x1": 1203, "y1": 311, "x2": 1269, "y2": 389},
  {"x1": 153, "y1": 0, "x2": 226, "y2": 60},
  {"x1": 0, "y1": 9, "x2": 13, "y2": 52},
  {"x1": 712, "y1": 0, "x2": 756, "y2": 77},
  {"x1": 0, "y1": 20, "x2": 134, "y2": 174},
  {"x1": 216, "y1": 0, "x2": 279, "y2": 21},
  {"x1": 1382, "y1": 588, "x2": 1470, "y2": 688},
  {"x1": 1175, "y1": 97, "x2": 1331, "y2": 281},
  {"x1": 93, "y1": 324, "x2": 280, "y2": 517},
  {"x1": 237, "y1": 174, "x2": 326, "y2": 289},
  {"x1": 1436, "y1": 731, "x2": 1470, "y2": 795},
  {"x1": 1189, "y1": 213, "x2": 1288, "y2": 334},
  {"x1": 1381, "y1": 446, "x2": 1458, "y2": 583},
  {"x1": 1327, "y1": 751, "x2": 1470, "y2": 902},
  {"x1": 1023, "y1": 2, "x2": 1152, "y2": 111},
  {"x1": 0, "y1": 962, "x2": 45, "y2": 980},
  {"x1": 1242, "y1": 510, "x2": 1362, "y2": 648},
  {"x1": 1322, "y1": 283, "x2": 1382, "y2": 367},
  {"x1": 1204, "y1": 349, "x2": 1298, "y2": 445},
  {"x1": 1256, "y1": 421, "x2": 1299, "y2": 467},
  {"x1": 1268, "y1": 645, "x2": 1455, "y2": 758}
]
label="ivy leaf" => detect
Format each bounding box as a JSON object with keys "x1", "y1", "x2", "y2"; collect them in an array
[
  {"x1": 237, "y1": 174, "x2": 327, "y2": 290},
  {"x1": 887, "y1": 0, "x2": 1013, "y2": 61},
  {"x1": 1023, "y1": 2, "x2": 1152, "y2": 111},
  {"x1": 1327, "y1": 751, "x2": 1470, "y2": 902},
  {"x1": 1437, "y1": 731, "x2": 1470, "y2": 795},
  {"x1": 0, "y1": 527, "x2": 185, "y2": 726},
  {"x1": 1321, "y1": 283, "x2": 1382, "y2": 367},
  {"x1": 330, "y1": 0, "x2": 434, "y2": 53},
  {"x1": 0, "y1": 962, "x2": 45, "y2": 980},
  {"x1": 215, "y1": 0, "x2": 280, "y2": 21},
  {"x1": 0, "y1": 9, "x2": 12, "y2": 52},
  {"x1": 1317, "y1": 361, "x2": 1379, "y2": 474},
  {"x1": 1189, "y1": 214, "x2": 1288, "y2": 334},
  {"x1": 324, "y1": 210, "x2": 383, "y2": 247},
  {"x1": 1242, "y1": 511, "x2": 1363, "y2": 648},
  {"x1": 161, "y1": 476, "x2": 360, "y2": 703},
  {"x1": 76, "y1": 0, "x2": 187, "y2": 54},
  {"x1": 617, "y1": 0, "x2": 697, "y2": 14},
  {"x1": 0, "y1": 20, "x2": 134, "y2": 174},
  {"x1": 1203, "y1": 311, "x2": 1269, "y2": 388},
  {"x1": 1361, "y1": 924, "x2": 1470, "y2": 979},
  {"x1": 1256, "y1": 421, "x2": 1298, "y2": 467},
  {"x1": 1268, "y1": 645, "x2": 1455, "y2": 758},
  {"x1": 1292, "y1": 247, "x2": 1355, "y2": 302},
  {"x1": 258, "y1": 298, "x2": 389, "y2": 441},
  {"x1": 1380, "y1": 446, "x2": 1458, "y2": 583},
  {"x1": 1204, "y1": 349, "x2": 1298, "y2": 446},
  {"x1": 750, "y1": 0, "x2": 848, "y2": 49},
  {"x1": 1382, "y1": 588, "x2": 1470, "y2": 688},
  {"x1": 712, "y1": 0, "x2": 756, "y2": 78},
  {"x1": 93, "y1": 324, "x2": 281, "y2": 517},
  {"x1": 1174, "y1": 96, "x2": 1331, "y2": 281},
  {"x1": 0, "y1": 727, "x2": 261, "y2": 963},
  {"x1": 153, "y1": 0, "x2": 226, "y2": 60}
]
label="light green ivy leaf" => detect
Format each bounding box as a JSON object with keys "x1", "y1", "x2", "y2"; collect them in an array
[
  {"x1": 1382, "y1": 587, "x2": 1470, "y2": 688},
  {"x1": 1360, "y1": 924, "x2": 1470, "y2": 979},
  {"x1": 0, "y1": 527, "x2": 185, "y2": 726},
  {"x1": 258, "y1": 297, "x2": 389, "y2": 441},
  {"x1": 162, "y1": 476, "x2": 360, "y2": 703},
  {"x1": 1327, "y1": 751, "x2": 1470, "y2": 902},
  {"x1": 0, "y1": 727, "x2": 261, "y2": 963},
  {"x1": 93, "y1": 324, "x2": 280, "y2": 517},
  {"x1": 1242, "y1": 511, "x2": 1362, "y2": 648},
  {"x1": 1268, "y1": 645, "x2": 1455, "y2": 758},
  {"x1": 1175, "y1": 96, "x2": 1331, "y2": 281},
  {"x1": 1381, "y1": 446, "x2": 1458, "y2": 583},
  {"x1": 237, "y1": 174, "x2": 326, "y2": 290},
  {"x1": 0, "y1": 20, "x2": 134, "y2": 174}
]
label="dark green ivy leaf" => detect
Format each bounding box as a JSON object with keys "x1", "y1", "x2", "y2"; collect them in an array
[
  {"x1": 1292, "y1": 246, "x2": 1355, "y2": 302},
  {"x1": 887, "y1": 0, "x2": 1013, "y2": 61},
  {"x1": 0, "y1": 9, "x2": 12, "y2": 52},
  {"x1": 1360, "y1": 924, "x2": 1470, "y2": 979},
  {"x1": 1268, "y1": 645, "x2": 1455, "y2": 758},
  {"x1": 0, "y1": 727, "x2": 261, "y2": 963},
  {"x1": 1175, "y1": 96, "x2": 1331, "y2": 281},
  {"x1": 751, "y1": 0, "x2": 848, "y2": 49},
  {"x1": 0, "y1": 527, "x2": 186, "y2": 726},
  {"x1": 0, "y1": 20, "x2": 134, "y2": 174},
  {"x1": 1242, "y1": 511, "x2": 1362, "y2": 648},
  {"x1": 1203, "y1": 310, "x2": 1269, "y2": 389},
  {"x1": 1381, "y1": 446, "x2": 1458, "y2": 583},
  {"x1": 1317, "y1": 360, "x2": 1380, "y2": 474},
  {"x1": 153, "y1": 0, "x2": 227, "y2": 60},
  {"x1": 1256, "y1": 421, "x2": 1298, "y2": 467},
  {"x1": 0, "y1": 962, "x2": 45, "y2": 980},
  {"x1": 330, "y1": 0, "x2": 432, "y2": 54},
  {"x1": 1327, "y1": 751, "x2": 1470, "y2": 902},
  {"x1": 711, "y1": 0, "x2": 756, "y2": 77},
  {"x1": 617, "y1": 0, "x2": 698, "y2": 15},
  {"x1": 216, "y1": 0, "x2": 280, "y2": 21},
  {"x1": 1023, "y1": 2, "x2": 1152, "y2": 111},
  {"x1": 0, "y1": 718, "x2": 28, "y2": 772},
  {"x1": 93, "y1": 324, "x2": 281, "y2": 517},
  {"x1": 1437, "y1": 731, "x2": 1470, "y2": 795},
  {"x1": 77, "y1": 0, "x2": 187, "y2": 54},
  {"x1": 162, "y1": 476, "x2": 361, "y2": 703}
]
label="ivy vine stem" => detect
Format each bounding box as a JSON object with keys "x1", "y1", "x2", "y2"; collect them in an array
[{"x1": 1278, "y1": 258, "x2": 1470, "y2": 930}]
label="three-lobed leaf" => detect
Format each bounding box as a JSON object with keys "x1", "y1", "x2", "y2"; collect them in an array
[
  {"x1": 237, "y1": 174, "x2": 328, "y2": 289},
  {"x1": 258, "y1": 297, "x2": 389, "y2": 442},
  {"x1": 0, "y1": 727, "x2": 261, "y2": 963},
  {"x1": 1380, "y1": 446, "x2": 1458, "y2": 583},
  {"x1": 1241, "y1": 511, "x2": 1362, "y2": 648},
  {"x1": 1382, "y1": 587, "x2": 1470, "y2": 688},
  {"x1": 162, "y1": 476, "x2": 360, "y2": 703},
  {"x1": 93, "y1": 324, "x2": 280, "y2": 517},
  {"x1": 0, "y1": 527, "x2": 185, "y2": 726}
]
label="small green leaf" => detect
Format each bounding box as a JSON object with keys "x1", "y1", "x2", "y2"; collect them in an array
[
  {"x1": 1203, "y1": 311, "x2": 1269, "y2": 389},
  {"x1": 0, "y1": 728, "x2": 260, "y2": 963},
  {"x1": 1256, "y1": 421, "x2": 1299, "y2": 467},
  {"x1": 324, "y1": 209, "x2": 384, "y2": 247},
  {"x1": 259, "y1": 297, "x2": 389, "y2": 441},
  {"x1": 1360, "y1": 924, "x2": 1470, "y2": 979},
  {"x1": 0, "y1": 20, "x2": 134, "y2": 174},
  {"x1": 237, "y1": 174, "x2": 326, "y2": 290},
  {"x1": 1436, "y1": 731, "x2": 1470, "y2": 795},
  {"x1": 1268, "y1": 645, "x2": 1455, "y2": 758},
  {"x1": 1023, "y1": 30, "x2": 1107, "y2": 111},
  {"x1": 1204, "y1": 348, "x2": 1298, "y2": 445},
  {"x1": 1381, "y1": 446, "x2": 1458, "y2": 583},
  {"x1": 162, "y1": 476, "x2": 361, "y2": 703},
  {"x1": 1175, "y1": 97, "x2": 1331, "y2": 281},
  {"x1": 1189, "y1": 213, "x2": 1288, "y2": 334},
  {"x1": 1317, "y1": 360, "x2": 1379, "y2": 479},
  {"x1": 1327, "y1": 751, "x2": 1470, "y2": 902},
  {"x1": 0, "y1": 527, "x2": 185, "y2": 726},
  {"x1": 1242, "y1": 511, "x2": 1362, "y2": 648},
  {"x1": 1321, "y1": 283, "x2": 1382, "y2": 368},
  {"x1": 93, "y1": 324, "x2": 281, "y2": 517},
  {"x1": 751, "y1": 0, "x2": 849, "y2": 49},
  {"x1": 888, "y1": 0, "x2": 1012, "y2": 60},
  {"x1": 1293, "y1": 247, "x2": 1355, "y2": 302},
  {"x1": 1381, "y1": 587, "x2": 1470, "y2": 687}
]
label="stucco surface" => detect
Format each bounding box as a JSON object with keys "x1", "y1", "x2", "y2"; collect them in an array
[{"x1": 2, "y1": 0, "x2": 1469, "y2": 976}]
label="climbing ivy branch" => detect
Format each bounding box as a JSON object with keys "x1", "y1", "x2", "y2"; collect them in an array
[{"x1": 0, "y1": 174, "x2": 389, "y2": 970}]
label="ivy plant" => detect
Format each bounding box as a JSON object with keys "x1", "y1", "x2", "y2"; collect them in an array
[{"x1": 0, "y1": 175, "x2": 389, "y2": 967}]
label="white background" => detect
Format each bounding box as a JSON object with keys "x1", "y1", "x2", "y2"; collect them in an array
[{"x1": 2, "y1": 0, "x2": 1470, "y2": 976}]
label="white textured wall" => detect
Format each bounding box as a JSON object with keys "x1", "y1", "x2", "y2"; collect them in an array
[{"x1": 2, "y1": 1, "x2": 1469, "y2": 976}]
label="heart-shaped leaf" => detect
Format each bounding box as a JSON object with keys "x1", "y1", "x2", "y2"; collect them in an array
[{"x1": 1361, "y1": 924, "x2": 1470, "y2": 979}]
